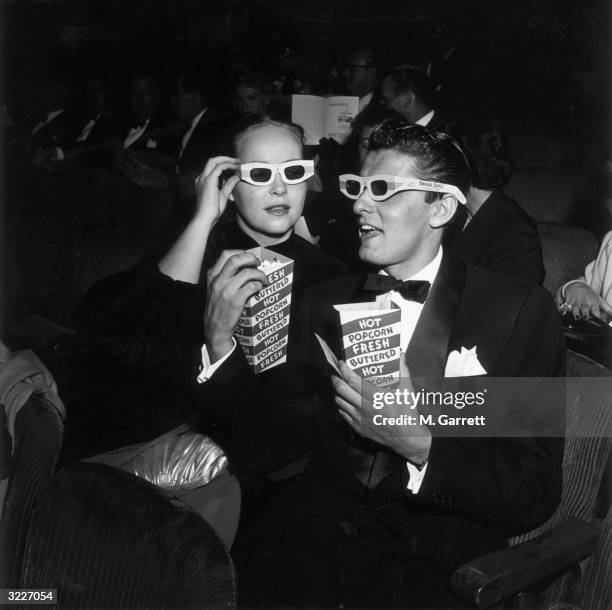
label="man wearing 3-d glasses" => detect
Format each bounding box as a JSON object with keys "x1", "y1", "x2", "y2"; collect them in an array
[{"x1": 198, "y1": 119, "x2": 565, "y2": 608}]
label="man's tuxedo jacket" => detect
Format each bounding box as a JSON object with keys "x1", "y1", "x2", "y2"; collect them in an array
[
  {"x1": 199, "y1": 252, "x2": 565, "y2": 544},
  {"x1": 27, "y1": 110, "x2": 83, "y2": 150},
  {"x1": 444, "y1": 189, "x2": 545, "y2": 284},
  {"x1": 176, "y1": 109, "x2": 236, "y2": 175}
]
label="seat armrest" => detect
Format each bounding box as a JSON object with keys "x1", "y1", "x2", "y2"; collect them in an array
[
  {"x1": 85, "y1": 427, "x2": 228, "y2": 491},
  {"x1": 451, "y1": 518, "x2": 602, "y2": 608}
]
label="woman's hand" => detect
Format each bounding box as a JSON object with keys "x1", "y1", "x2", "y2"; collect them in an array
[
  {"x1": 204, "y1": 250, "x2": 269, "y2": 362},
  {"x1": 557, "y1": 281, "x2": 612, "y2": 321},
  {"x1": 194, "y1": 156, "x2": 241, "y2": 228}
]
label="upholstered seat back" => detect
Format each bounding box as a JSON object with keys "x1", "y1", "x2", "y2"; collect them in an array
[
  {"x1": 536, "y1": 223, "x2": 598, "y2": 294},
  {"x1": 509, "y1": 351, "x2": 612, "y2": 606},
  {"x1": 506, "y1": 169, "x2": 584, "y2": 224},
  {"x1": 0, "y1": 393, "x2": 64, "y2": 588},
  {"x1": 20, "y1": 463, "x2": 237, "y2": 609}
]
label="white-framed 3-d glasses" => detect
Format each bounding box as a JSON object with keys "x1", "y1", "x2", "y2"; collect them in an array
[
  {"x1": 239, "y1": 160, "x2": 315, "y2": 186},
  {"x1": 339, "y1": 174, "x2": 467, "y2": 204}
]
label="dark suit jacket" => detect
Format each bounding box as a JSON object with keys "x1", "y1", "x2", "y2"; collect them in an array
[
  {"x1": 77, "y1": 113, "x2": 121, "y2": 146},
  {"x1": 62, "y1": 219, "x2": 346, "y2": 459},
  {"x1": 56, "y1": 113, "x2": 122, "y2": 168},
  {"x1": 27, "y1": 109, "x2": 83, "y2": 150},
  {"x1": 199, "y1": 252, "x2": 565, "y2": 553},
  {"x1": 176, "y1": 108, "x2": 235, "y2": 174},
  {"x1": 119, "y1": 114, "x2": 178, "y2": 157},
  {"x1": 444, "y1": 189, "x2": 545, "y2": 284},
  {"x1": 75, "y1": 217, "x2": 347, "y2": 372}
]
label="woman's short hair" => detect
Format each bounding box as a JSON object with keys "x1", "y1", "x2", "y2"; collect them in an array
[
  {"x1": 438, "y1": 116, "x2": 514, "y2": 190},
  {"x1": 219, "y1": 114, "x2": 305, "y2": 157},
  {"x1": 368, "y1": 119, "x2": 470, "y2": 202}
]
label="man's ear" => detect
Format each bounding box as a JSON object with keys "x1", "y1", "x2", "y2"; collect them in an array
[
  {"x1": 401, "y1": 91, "x2": 415, "y2": 114},
  {"x1": 429, "y1": 194, "x2": 459, "y2": 228}
]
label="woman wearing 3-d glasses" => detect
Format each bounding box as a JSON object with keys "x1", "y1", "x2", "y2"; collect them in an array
[{"x1": 76, "y1": 114, "x2": 346, "y2": 380}]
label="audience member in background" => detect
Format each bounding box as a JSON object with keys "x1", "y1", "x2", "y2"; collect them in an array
[
  {"x1": 7, "y1": 77, "x2": 85, "y2": 219},
  {"x1": 441, "y1": 116, "x2": 545, "y2": 284},
  {"x1": 350, "y1": 104, "x2": 405, "y2": 167},
  {"x1": 84, "y1": 73, "x2": 178, "y2": 235},
  {"x1": 60, "y1": 115, "x2": 345, "y2": 459},
  {"x1": 233, "y1": 69, "x2": 271, "y2": 117},
  {"x1": 343, "y1": 47, "x2": 381, "y2": 114},
  {"x1": 18, "y1": 79, "x2": 78, "y2": 154},
  {"x1": 118, "y1": 73, "x2": 178, "y2": 153},
  {"x1": 308, "y1": 48, "x2": 385, "y2": 262},
  {"x1": 173, "y1": 73, "x2": 234, "y2": 229},
  {"x1": 556, "y1": 230, "x2": 612, "y2": 322},
  {"x1": 232, "y1": 67, "x2": 291, "y2": 121},
  {"x1": 30, "y1": 75, "x2": 120, "y2": 172},
  {"x1": 312, "y1": 105, "x2": 402, "y2": 271},
  {"x1": 381, "y1": 65, "x2": 443, "y2": 128}
]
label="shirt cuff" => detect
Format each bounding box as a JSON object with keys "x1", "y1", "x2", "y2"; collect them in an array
[
  {"x1": 561, "y1": 279, "x2": 589, "y2": 299},
  {"x1": 197, "y1": 339, "x2": 237, "y2": 384},
  {"x1": 406, "y1": 461, "x2": 428, "y2": 494}
]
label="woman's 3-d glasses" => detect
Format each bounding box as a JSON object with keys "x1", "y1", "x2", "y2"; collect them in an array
[
  {"x1": 239, "y1": 160, "x2": 315, "y2": 186},
  {"x1": 339, "y1": 174, "x2": 467, "y2": 204}
]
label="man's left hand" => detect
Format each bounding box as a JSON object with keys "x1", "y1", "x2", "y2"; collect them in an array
[{"x1": 332, "y1": 358, "x2": 431, "y2": 465}]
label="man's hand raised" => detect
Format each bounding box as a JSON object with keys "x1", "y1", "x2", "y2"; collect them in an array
[
  {"x1": 332, "y1": 356, "x2": 432, "y2": 466},
  {"x1": 204, "y1": 250, "x2": 269, "y2": 362}
]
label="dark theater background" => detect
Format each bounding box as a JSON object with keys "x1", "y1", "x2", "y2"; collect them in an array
[{"x1": 0, "y1": 2, "x2": 611, "y2": 609}]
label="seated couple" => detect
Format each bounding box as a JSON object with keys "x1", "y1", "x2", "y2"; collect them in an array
[{"x1": 190, "y1": 119, "x2": 566, "y2": 608}]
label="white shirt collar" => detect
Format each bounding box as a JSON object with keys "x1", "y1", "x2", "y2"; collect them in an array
[
  {"x1": 179, "y1": 108, "x2": 208, "y2": 158},
  {"x1": 380, "y1": 246, "x2": 443, "y2": 284},
  {"x1": 190, "y1": 108, "x2": 207, "y2": 129},
  {"x1": 358, "y1": 90, "x2": 374, "y2": 113},
  {"x1": 415, "y1": 109, "x2": 435, "y2": 126},
  {"x1": 31, "y1": 109, "x2": 64, "y2": 135}
]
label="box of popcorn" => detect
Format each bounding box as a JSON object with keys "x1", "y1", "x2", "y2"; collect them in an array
[
  {"x1": 235, "y1": 247, "x2": 294, "y2": 374},
  {"x1": 333, "y1": 302, "x2": 402, "y2": 386}
]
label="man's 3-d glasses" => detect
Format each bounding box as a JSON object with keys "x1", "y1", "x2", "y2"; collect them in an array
[
  {"x1": 339, "y1": 174, "x2": 467, "y2": 204},
  {"x1": 239, "y1": 160, "x2": 315, "y2": 186}
]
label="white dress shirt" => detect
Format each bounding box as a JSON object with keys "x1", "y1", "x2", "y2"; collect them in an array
[
  {"x1": 374, "y1": 247, "x2": 442, "y2": 492},
  {"x1": 76, "y1": 113, "x2": 102, "y2": 142},
  {"x1": 415, "y1": 109, "x2": 435, "y2": 127},
  {"x1": 179, "y1": 109, "x2": 207, "y2": 159},
  {"x1": 358, "y1": 91, "x2": 374, "y2": 114},
  {"x1": 30, "y1": 109, "x2": 64, "y2": 136},
  {"x1": 197, "y1": 247, "x2": 444, "y2": 493},
  {"x1": 54, "y1": 113, "x2": 103, "y2": 160},
  {"x1": 123, "y1": 118, "x2": 150, "y2": 149}
]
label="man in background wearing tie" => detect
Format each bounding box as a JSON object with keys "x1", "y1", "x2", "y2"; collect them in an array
[{"x1": 198, "y1": 119, "x2": 565, "y2": 608}]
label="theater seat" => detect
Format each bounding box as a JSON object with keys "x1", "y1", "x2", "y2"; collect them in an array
[
  {"x1": 506, "y1": 133, "x2": 568, "y2": 169},
  {"x1": 0, "y1": 393, "x2": 64, "y2": 588},
  {"x1": 58, "y1": 227, "x2": 153, "y2": 327},
  {"x1": 20, "y1": 463, "x2": 237, "y2": 609},
  {"x1": 536, "y1": 223, "x2": 598, "y2": 294},
  {"x1": 581, "y1": 502, "x2": 612, "y2": 610},
  {"x1": 505, "y1": 169, "x2": 585, "y2": 223},
  {"x1": 452, "y1": 350, "x2": 612, "y2": 608}
]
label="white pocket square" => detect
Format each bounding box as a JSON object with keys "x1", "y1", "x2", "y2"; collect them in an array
[{"x1": 444, "y1": 346, "x2": 487, "y2": 377}]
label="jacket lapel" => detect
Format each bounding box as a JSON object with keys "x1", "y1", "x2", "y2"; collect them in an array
[
  {"x1": 333, "y1": 257, "x2": 467, "y2": 492},
  {"x1": 405, "y1": 251, "x2": 467, "y2": 380}
]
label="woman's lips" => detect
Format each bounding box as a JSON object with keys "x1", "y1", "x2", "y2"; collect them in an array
[{"x1": 265, "y1": 205, "x2": 290, "y2": 215}]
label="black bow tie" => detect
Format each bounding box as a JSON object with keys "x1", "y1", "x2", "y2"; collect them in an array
[{"x1": 363, "y1": 274, "x2": 430, "y2": 303}]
